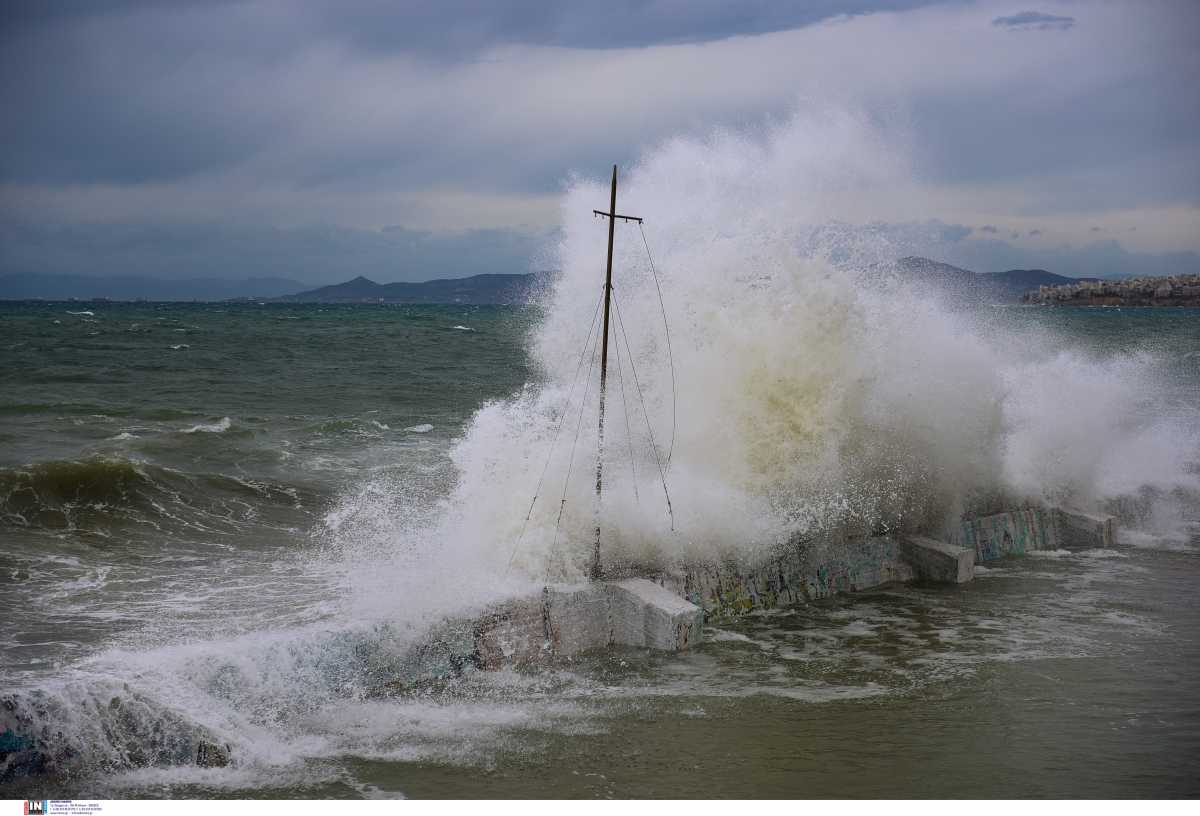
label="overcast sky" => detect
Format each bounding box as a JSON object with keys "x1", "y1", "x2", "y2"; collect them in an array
[{"x1": 1, "y1": 0, "x2": 1197, "y2": 282}]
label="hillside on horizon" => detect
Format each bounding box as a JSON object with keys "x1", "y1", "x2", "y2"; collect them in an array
[
  {"x1": 891, "y1": 257, "x2": 1100, "y2": 303},
  {"x1": 277, "y1": 272, "x2": 552, "y2": 304},
  {"x1": 1, "y1": 262, "x2": 1107, "y2": 304}
]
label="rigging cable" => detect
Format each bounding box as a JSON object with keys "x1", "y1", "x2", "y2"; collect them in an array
[
  {"x1": 505, "y1": 287, "x2": 605, "y2": 572},
  {"x1": 612, "y1": 289, "x2": 674, "y2": 530},
  {"x1": 550, "y1": 319, "x2": 602, "y2": 554},
  {"x1": 637, "y1": 221, "x2": 677, "y2": 472},
  {"x1": 611, "y1": 321, "x2": 640, "y2": 504}
]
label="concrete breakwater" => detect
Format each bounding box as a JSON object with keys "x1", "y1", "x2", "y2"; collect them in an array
[
  {"x1": 1022, "y1": 274, "x2": 1200, "y2": 306},
  {"x1": 1, "y1": 506, "x2": 1116, "y2": 782},
  {"x1": 678, "y1": 506, "x2": 1116, "y2": 618}
]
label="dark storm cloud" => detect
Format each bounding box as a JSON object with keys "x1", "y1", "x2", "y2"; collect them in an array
[
  {"x1": 1, "y1": 1, "x2": 1197, "y2": 283},
  {"x1": 3, "y1": 1, "x2": 939, "y2": 54},
  {"x1": 0, "y1": 0, "x2": 941, "y2": 187},
  {"x1": 992, "y1": 11, "x2": 1076, "y2": 31}
]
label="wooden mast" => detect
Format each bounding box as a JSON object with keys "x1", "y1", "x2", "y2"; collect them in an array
[{"x1": 591, "y1": 165, "x2": 641, "y2": 579}]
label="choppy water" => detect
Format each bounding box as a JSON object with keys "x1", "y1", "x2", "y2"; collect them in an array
[
  {"x1": 1, "y1": 300, "x2": 1198, "y2": 798},
  {"x1": 3, "y1": 113, "x2": 1200, "y2": 800},
  {"x1": 1, "y1": 303, "x2": 531, "y2": 676}
]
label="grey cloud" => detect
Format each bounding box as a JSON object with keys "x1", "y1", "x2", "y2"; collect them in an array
[
  {"x1": 992, "y1": 11, "x2": 1076, "y2": 31},
  {"x1": 1029, "y1": 229, "x2": 1043, "y2": 236},
  {"x1": 4, "y1": 1, "x2": 940, "y2": 55},
  {"x1": 3, "y1": 0, "x2": 1197, "y2": 204},
  {"x1": 1, "y1": 1, "x2": 1198, "y2": 283},
  {"x1": 980, "y1": 224, "x2": 999, "y2": 233}
]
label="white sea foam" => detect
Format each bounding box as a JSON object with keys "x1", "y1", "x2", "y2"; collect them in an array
[
  {"x1": 184, "y1": 417, "x2": 232, "y2": 434},
  {"x1": 66, "y1": 310, "x2": 95, "y2": 316},
  {"x1": 170, "y1": 343, "x2": 190, "y2": 350},
  {"x1": 404, "y1": 424, "x2": 434, "y2": 433},
  {"x1": 451, "y1": 325, "x2": 475, "y2": 332}
]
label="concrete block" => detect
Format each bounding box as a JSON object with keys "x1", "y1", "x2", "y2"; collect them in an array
[
  {"x1": 1053, "y1": 508, "x2": 1116, "y2": 549},
  {"x1": 682, "y1": 535, "x2": 916, "y2": 618},
  {"x1": 899, "y1": 535, "x2": 974, "y2": 583},
  {"x1": 544, "y1": 583, "x2": 611, "y2": 656},
  {"x1": 953, "y1": 508, "x2": 1059, "y2": 561},
  {"x1": 473, "y1": 596, "x2": 548, "y2": 670},
  {"x1": 607, "y1": 578, "x2": 703, "y2": 651}
]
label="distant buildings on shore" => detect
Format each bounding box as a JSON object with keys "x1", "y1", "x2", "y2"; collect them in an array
[{"x1": 1022, "y1": 274, "x2": 1200, "y2": 306}]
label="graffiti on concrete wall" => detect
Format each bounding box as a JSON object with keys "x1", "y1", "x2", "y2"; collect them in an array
[
  {"x1": 952, "y1": 508, "x2": 1059, "y2": 561},
  {"x1": 683, "y1": 536, "x2": 915, "y2": 617}
]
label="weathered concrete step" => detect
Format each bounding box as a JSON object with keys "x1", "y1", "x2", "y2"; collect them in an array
[
  {"x1": 1054, "y1": 507, "x2": 1116, "y2": 549},
  {"x1": 608, "y1": 578, "x2": 704, "y2": 651},
  {"x1": 899, "y1": 535, "x2": 974, "y2": 583},
  {"x1": 399, "y1": 578, "x2": 705, "y2": 683},
  {"x1": 476, "y1": 578, "x2": 703, "y2": 670}
]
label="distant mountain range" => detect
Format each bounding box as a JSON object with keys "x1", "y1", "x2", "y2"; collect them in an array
[
  {"x1": 891, "y1": 257, "x2": 1099, "y2": 303},
  {"x1": 0, "y1": 273, "x2": 305, "y2": 301},
  {"x1": 276, "y1": 272, "x2": 552, "y2": 304},
  {"x1": 1, "y1": 261, "x2": 1098, "y2": 304}
]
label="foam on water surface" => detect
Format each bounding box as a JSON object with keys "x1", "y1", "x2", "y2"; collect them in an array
[{"x1": 3, "y1": 107, "x2": 1199, "y2": 798}]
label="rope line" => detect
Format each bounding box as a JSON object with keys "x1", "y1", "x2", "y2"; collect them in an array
[
  {"x1": 638, "y1": 222, "x2": 677, "y2": 472},
  {"x1": 505, "y1": 287, "x2": 605, "y2": 572},
  {"x1": 611, "y1": 322, "x2": 640, "y2": 504},
  {"x1": 551, "y1": 312, "x2": 602, "y2": 554},
  {"x1": 612, "y1": 290, "x2": 674, "y2": 530}
]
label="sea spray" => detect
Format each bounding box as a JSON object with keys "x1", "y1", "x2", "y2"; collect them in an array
[
  {"x1": 4, "y1": 109, "x2": 1198, "y2": 793},
  {"x1": 388, "y1": 108, "x2": 1200, "y2": 586}
]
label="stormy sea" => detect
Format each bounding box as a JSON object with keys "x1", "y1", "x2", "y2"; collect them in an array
[{"x1": 3, "y1": 126, "x2": 1199, "y2": 798}]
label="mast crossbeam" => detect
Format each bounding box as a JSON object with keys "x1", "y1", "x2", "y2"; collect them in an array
[{"x1": 593, "y1": 209, "x2": 643, "y2": 223}]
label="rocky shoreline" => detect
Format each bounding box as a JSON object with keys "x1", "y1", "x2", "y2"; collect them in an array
[{"x1": 1023, "y1": 274, "x2": 1200, "y2": 306}]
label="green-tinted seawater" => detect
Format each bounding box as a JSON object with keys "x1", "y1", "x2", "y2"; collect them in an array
[{"x1": 1, "y1": 302, "x2": 1198, "y2": 798}]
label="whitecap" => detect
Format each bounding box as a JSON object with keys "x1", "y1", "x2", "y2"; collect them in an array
[
  {"x1": 170, "y1": 344, "x2": 190, "y2": 350},
  {"x1": 405, "y1": 424, "x2": 434, "y2": 433},
  {"x1": 67, "y1": 310, "x2": 95, "y2": 316},
  {"x1": 184, "y1": 417, "x2": 231, "y2": 434},
  {"x1": 451, "y1": 325, "x2": 475, "y2": 331}
]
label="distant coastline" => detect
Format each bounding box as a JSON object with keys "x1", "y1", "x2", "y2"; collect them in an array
[
  {"x1": 4, "y1": 262, "x2": 1197, "y2": 306},
  {"x1": 1022, "y1": 274, "x2": 1200, "y2": 307},
  {"x1": 273, "y1": 272, "x2": 552, "y2": 305},
  {"x1": 0, "y1": 271, "x2": 552, "y2": 305}
]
